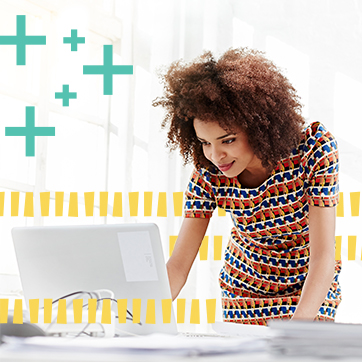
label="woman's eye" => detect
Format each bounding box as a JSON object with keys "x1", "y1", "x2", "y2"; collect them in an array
[
  {"x1": 200, "y1": 141, "x2": 210, "y2": 146},
  {"x1": 223, "y1": 138, "x2": 235, "y2": 144}
]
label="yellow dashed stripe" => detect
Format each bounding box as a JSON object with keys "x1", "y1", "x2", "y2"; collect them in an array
[
  {"x1": 0, "y1": 191, "x2": 356, "y2": 217},
  {"x1": 2, "y1": 298, "x2": 219, "y2": 325},
  {"x1": 350, "y1": 192, "x2": 360, "y2": 217},
  {"x1": 348, "y1": 236, "x2": 357, "y2": 261},
  {"x1": 336, "y1": 191, "x2": 344, "y2": 217},
  {"x1": 335, "y1": 236, "x2": 342, "y2": 261}
]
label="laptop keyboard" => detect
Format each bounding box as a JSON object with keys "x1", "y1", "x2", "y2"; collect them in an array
[{"x1": 181, "y1": 332, "x2": 232, "y2": 338}]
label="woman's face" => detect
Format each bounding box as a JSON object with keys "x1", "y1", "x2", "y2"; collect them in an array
[{"x1": 193, "y1": 118, "x2": 263, "y2": 178}]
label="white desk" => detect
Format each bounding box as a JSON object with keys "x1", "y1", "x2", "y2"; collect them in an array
[
  {"x1": 1, "y1": 350, "x2": 362, "y2": 362},
  {"x1": 0, "y1": 336, "x2": 361, "y2": 362}
]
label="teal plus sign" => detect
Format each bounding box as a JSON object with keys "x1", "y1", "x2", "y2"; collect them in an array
[
  {"x1": 63, "y1": 29, "x2": 85, "y2": 51},
  {"x1": 55, "y1": 85, "x2": 77, "y2": 106},
  {"x1": 83, "y1": 45, "x2": 133, "y2": 95},
  {"x1": 0, "y1": 15, "x2": 46, "y2": 65},
  {"x1": 5, "y1": 107, "x2": 55, "y2": 157}
]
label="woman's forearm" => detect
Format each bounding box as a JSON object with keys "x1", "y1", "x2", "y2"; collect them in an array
[
  {"x1": 292, "y1": 253, "x2": 335, "y2": 320},
  {"x1": 166, "y1": 217, "x2": 210, "y2": 301}
]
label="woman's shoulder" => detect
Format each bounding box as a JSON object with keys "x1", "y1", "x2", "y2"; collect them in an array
[
  {"x1": 273, "y1": 121, "x2": 337, "y2": 177},
  {"x1": 297, "y1": 121, "x2": 338, "y2": 156},
  {"x1": 302, "y1": 121, "x2": 335, "y2": 139}
]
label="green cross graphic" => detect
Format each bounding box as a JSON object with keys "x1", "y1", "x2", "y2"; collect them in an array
[
  {"x1": 63, "y1": 29, "x2": 85, "y2": 51},
  {"x1": 55, "y1": 85, "x2": 77, "y2": 106},
  {"x1": 5, "y1": 107, "x2": 55, "y2": 157},
  {"x1": 83, "y1": 44, "x2": 133, "y2": 95},
  {"x1": 0, "y1": 15, "x2": 46, "y2": 65}
]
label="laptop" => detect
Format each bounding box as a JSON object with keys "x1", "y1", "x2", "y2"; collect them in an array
[{"x1": 12, "y1": 223, "x2": 178, "y2": 336}]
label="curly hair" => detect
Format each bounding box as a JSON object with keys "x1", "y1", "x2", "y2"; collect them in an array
[{"x1": 152, "y1": 48, "x2": 305, "y2": 171}]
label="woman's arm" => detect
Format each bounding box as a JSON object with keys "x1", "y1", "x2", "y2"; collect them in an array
[
  {"x1": 291, "y1": 204, "x2": 336, "y2": 320},
  {"x1": 166, "y1": 217, "x2": 210, "y2": 301}
]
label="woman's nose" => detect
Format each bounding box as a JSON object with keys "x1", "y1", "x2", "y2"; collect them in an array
[{"x1": 210, "y1": 146, "x2": 226, "y2": 163}]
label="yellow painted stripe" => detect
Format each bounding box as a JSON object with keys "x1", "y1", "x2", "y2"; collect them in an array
[
  {"x1": 336, "y1": 192, "x2": 344, "y2": 217},
  {"x1": 199, "y1": 236, "x2": 209, "y2": 260},
  {"x1": 206, "y1": 299, "x2": 216, "y2": 324},
  {"x1": 0, "y1": 192, "x2": 4, "y2": 216},
  {"x1": 68, "y1": 192, "x2": 78, "y2": 217},
  {"x1": 11, "y1": 192, "x2": 19, "y2": 216},
  {"x1": 57, "y1": 299, "x2": 67, "y2": 324},
  {"x1": 190, "y1": 299, "x2": 200, "y2": 324},
  {"x1": 55, "y1": 192, "x2": 64, "y2": 216},
  {"x1": 350, "y1": 192, "x2": 360, "y2": 217},
  {"x1": 132, "y1": 299, "x2": 141, "y2": 324},
  {"x1": 129, "y1": 192, "x2": 139, "y2": 217},
  {"x1": 40, "y1": 192, "x2": 50, "y2": 216},
  {"x1": 335, "y1": 236, "x2": 342, "y2": 261},
  {"x1": 100, "y1": 192, "x2": 108, "y2": 216},
  {"x1": 144, "y1": 192, "x2": 153, "y2": 216},
  {"x1": 157, "y1": 192, "x2": 167, "y2": 217},
  {"x1": 112, "y1": 192, "x2": 123, "y2": 217},
  {"x1": 161, "y1": 299, "x2": 172, "y2": 324},
  {"x1": 348, "y1": 235, "x2": 357, "y2": 260},
  {"x1": 214, "y1": 236, "x2": 223, "y2": 261},
  {"x1": 24, "y1": 192, "x2": 34, "y2": 217},
  {"x1": 218, "y1": 207, "x2": 226, "y2": 217},
  {"x1": 84, "y1": 192, "x2": 94, "y2": 216},
  {"x1": 0, "y1": 299, "x2": 9, "y2": 323},
  {"x1": 177, "y1": 299, "x2": 186, "y2": 324},
  {"x1": 173, "y1": 192, "x2": 183, "y2": 217},
  {"x1": 145, "y1": 299, "x2": 156, "y2": 324},
  {"x1": 13, "y1": 299, "x2": 23, "y2": 324},
  {"x1": 169, "y1": 235, "x2": 177, "y2": 257},
  {"x1": 44, "y1": 299, "x2": 53, "y2": 323},
  {"x1": 101, "y1": 299, "x2": 111, "y2": 324},
  {"x1": 88, "y1": 299, "x2": 97, "y2": 324},
  {"x1": 117, "y1": 299, "x2": 127, "y2": 323},
  {"x1": 29, "y1": 299, "x2": 39, "y2": 324},
  {"x1": 73, "y1": 299, "x2": 83, "y2": 324}
]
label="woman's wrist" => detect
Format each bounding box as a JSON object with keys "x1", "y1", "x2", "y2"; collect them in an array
[{"x1": 166, "y1": 261, "x2": 187, "y2": 300}]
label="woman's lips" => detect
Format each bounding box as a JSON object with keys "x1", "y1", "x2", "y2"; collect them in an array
[{"x1": 218, "y1": 161, "x2": 234, "y2": 172}]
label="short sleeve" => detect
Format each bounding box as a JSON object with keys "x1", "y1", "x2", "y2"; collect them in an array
[
  {"x1": 184, "y1": 168, "x2": 217, "y2": 218},
  {"x1": 304, "y1": 122, "x2": 339, "y2": 207}
]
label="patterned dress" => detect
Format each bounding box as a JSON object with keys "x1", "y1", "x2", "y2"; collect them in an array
[{"x1": 184, "y1": 121, "x2": 341, "y2": 325}]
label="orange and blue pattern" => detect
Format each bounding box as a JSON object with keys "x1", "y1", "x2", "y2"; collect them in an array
[{"x1": 184, "y1": 122, "x2": 341, "y2": 325}]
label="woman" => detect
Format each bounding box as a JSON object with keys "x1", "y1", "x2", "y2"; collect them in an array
[{"x1": 153, "y1": 48, "x2": 341, "y2": 325}]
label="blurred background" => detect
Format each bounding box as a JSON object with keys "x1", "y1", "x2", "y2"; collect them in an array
[{"x1": 0, "y1": 0, "x2": 361, "y2": 329}]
